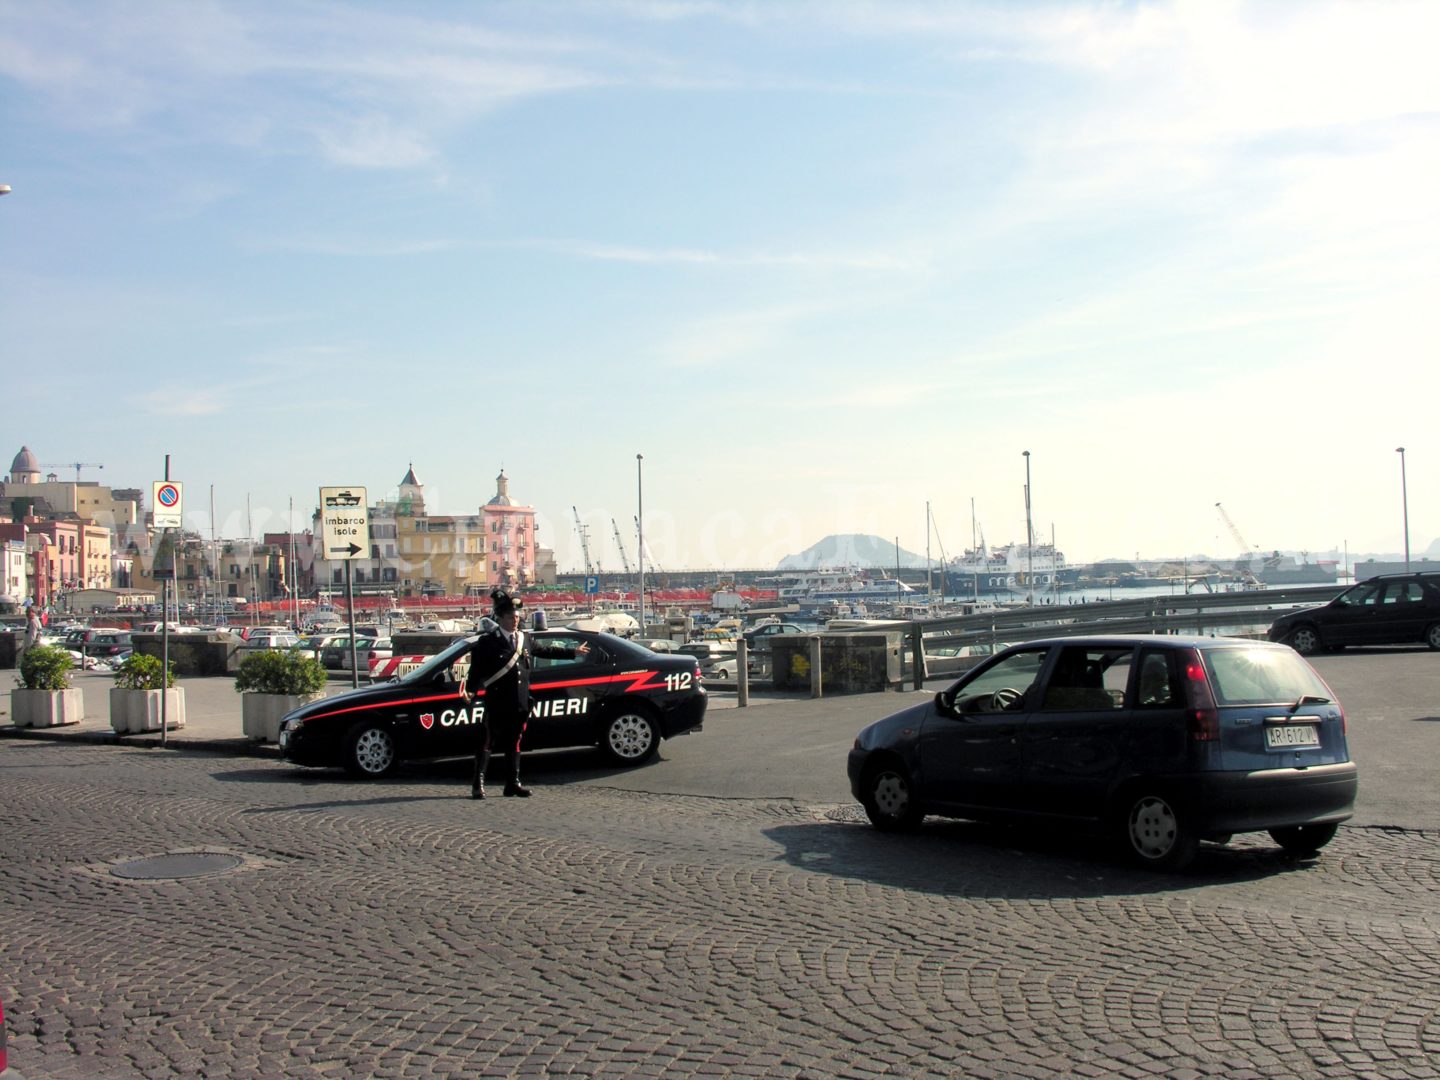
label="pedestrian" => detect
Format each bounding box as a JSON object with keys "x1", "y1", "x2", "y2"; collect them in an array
[
  {"x1": 462, "y1": 588, "x2": 534, "y2": 799},
  {"x1": 23, "y1": 603, "x2": 41, "y2": 654}
]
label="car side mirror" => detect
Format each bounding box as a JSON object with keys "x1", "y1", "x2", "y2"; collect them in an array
[{"x1": 935, "y1": 688, "x2": 956, "y2": 715}]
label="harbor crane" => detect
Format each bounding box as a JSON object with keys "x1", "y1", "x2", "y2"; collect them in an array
[
  {"x1": 610, "y1": 518, "x2": 634, "y2": 576},
  {"x1": 1214, "y1": 502, "x2": 1256, "y2": 571},
  {"x1": 41, "y1": 461, "x2": 104, "y2": 481},
  {"x1": 634, "y1": 515, "x2": 664, "y2": 577},
  {"x1": 572, "y1": 507, "x2": 595, "y2": 577}
]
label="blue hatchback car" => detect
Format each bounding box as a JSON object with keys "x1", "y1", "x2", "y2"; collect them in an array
[{"x1": 847, "y1": 635, "x2": 1358, "y2": 871}]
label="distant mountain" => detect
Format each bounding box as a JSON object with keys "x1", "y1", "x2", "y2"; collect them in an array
[{"x1": 777, "y1": 534, "x2": 928, "y2": 571}]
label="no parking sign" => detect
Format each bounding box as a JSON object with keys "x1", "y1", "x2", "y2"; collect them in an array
[{"x1": 153, "y1": 480, "x2": 184, "y2": 528}]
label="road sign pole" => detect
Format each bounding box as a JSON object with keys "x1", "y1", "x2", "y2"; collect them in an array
[
  {"x1": 161, "y1": 455, "x2": 170, "y2": 748},
  {"x1": 318, "y1": 486, "x2": 368, "y2": 687},
  {"x1": 346, "y1": 560, "x2": 358, "y2": 689}
]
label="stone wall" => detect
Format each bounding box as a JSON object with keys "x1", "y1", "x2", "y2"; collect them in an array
[
  {"x1": 132, "y1": 633, "x2": 241, "y2": 677},
  {"x1": 771, "y1": 632, "x2": 902, "y2": 694}
]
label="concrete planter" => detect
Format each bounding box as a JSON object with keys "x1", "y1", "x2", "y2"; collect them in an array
[
  {"x1": 242, "y1": 692, "x2": 323, "y2": 743},
  {"x1": 11, "y1": 687, "x2": 85, "y2": 728},
  {"x1": 109, "y1": 688, "x2": 186, "y2": 734}
]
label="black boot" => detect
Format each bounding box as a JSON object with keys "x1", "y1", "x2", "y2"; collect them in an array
[
  {"x1": 471, "y1": 751, "x2": 490, "y2": 799},
  {"x1": 503, "y1": 752, "x2": 531, "y2": 798}
]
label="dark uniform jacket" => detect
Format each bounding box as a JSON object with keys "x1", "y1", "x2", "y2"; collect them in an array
[{"x1": 465, "y1": 625, "x2": 532, "y2": 730}]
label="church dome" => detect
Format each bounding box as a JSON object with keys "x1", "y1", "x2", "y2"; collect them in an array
[
  {"x1": 487, "y1": 469, "x2": 515, "y2": 506},
  {"x1": 9, "y1": 446, "x2": 40, "y2": 482}
]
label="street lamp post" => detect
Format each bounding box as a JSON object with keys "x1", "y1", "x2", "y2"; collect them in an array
[
  {"x1": 636, "y1": 454, "x2": 645, "y2": 636},
  {"x1": 1023, "y1": 450, "x2": 1034, "y2": 606},
  {"x1": 1397, "y1": 447, "x2": 1410, "y2": 572}
]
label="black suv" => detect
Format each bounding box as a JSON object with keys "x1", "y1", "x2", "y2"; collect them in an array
[{"x1": 1267, "y1": 572, "x2": 1440, "y2": 654}]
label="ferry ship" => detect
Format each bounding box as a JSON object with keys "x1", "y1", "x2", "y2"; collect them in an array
[
  {"x1": 762, "y1": 568, "x2": 915, "y2": 610},
  {"x1": 944, "y1": 542, "x2": 1079, "y2": 596}
]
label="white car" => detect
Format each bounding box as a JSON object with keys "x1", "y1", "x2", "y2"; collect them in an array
[
  {"x1": 678, "y1": 640, "x2": 744, "y2": 681},
  {"x1": 244, "y1": 632, "x2": 301, "y2": 651}
]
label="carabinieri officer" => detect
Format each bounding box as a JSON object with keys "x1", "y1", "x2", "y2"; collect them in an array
[{"x1": 462, "y1": 588, "x2": 533, "y2": 799}]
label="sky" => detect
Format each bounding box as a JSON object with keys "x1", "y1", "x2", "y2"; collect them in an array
[{"x1": 2, "y1": 0, "x2": 1436, "y2": 574}]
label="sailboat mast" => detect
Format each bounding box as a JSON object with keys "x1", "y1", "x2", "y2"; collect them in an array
[{"x1": 926, "y1": 501, "x2": 932, "y2": 600}]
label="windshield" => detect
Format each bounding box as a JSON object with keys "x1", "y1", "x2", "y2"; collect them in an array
[{"x1": 1202, "y1": 647, "x2": 1332, "y2": 706}]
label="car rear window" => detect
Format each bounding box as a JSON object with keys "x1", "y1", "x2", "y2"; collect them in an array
[{"x1": 1201, "y1": 647, "x2": 1332, "y2": 706}]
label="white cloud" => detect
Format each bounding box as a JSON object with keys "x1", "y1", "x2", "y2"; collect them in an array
[{"x1": 314, "y1": 114, "x2": 436, "y2": 170}]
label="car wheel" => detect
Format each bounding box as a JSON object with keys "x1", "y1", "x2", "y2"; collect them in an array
[
  {"x1": 861, "y1": 760, "x2": 923, "y2": 832},
  {"x1": 1426, "y1": 623, "x2": 1440, "y2": 651},
  {"x1": 1268, "y1": 822, "x2": 1338, "y2": 856},
  {"x1": 1287, "y1": 625, "x2": 1321, "y2": 656},
  {"x1": 602, "y1": 708, "x2": 660, "y2": 766},
  {"x1": 1119, "y1": 792, "x2": 1198, "y2": 871},
  {"x1": 343, "y1": 721, "x2": 398, "y2": 778}
]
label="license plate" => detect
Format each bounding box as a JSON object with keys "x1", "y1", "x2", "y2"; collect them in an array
[{"x1": 1265, "y1": 723, "x2": 1319, "y2": 749}]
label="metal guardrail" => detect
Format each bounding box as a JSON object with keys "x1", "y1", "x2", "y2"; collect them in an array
[
  {"x1": 708, "y1": 586, "x2": 1347, "y2": 701},
  {"x1": 898, "y1": 584, "x2": 1346, "y2": 689}
]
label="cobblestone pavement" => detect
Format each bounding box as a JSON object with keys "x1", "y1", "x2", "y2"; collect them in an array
[{"x1": 2, "y1": 743, "x2": 1438, "y2": 1079}]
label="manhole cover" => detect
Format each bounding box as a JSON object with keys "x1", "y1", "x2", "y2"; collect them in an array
[
  {"x1": 824, "y1": 804, "x2": 868, "y2": 824},
  {"x1": 110, "y1": 852, "x2": 244, "y2": 880}
]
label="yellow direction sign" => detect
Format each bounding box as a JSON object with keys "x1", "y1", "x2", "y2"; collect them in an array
[{"x1": 319, "y1": 486, "x2": 369, "y2": 560}]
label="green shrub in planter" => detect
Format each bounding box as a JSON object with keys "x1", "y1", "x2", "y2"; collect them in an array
[
  {"x1": 113, "y1": 653, "x2": 176, "y2": 691},
  {"x1": 19, "y1": 644, "x2": 74, "y2": 691},
  {"x1": 235, "y1": 649, "x2": 327, "y2": 696}
]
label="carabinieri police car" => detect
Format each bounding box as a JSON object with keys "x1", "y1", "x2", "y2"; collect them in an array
[{"x1": 278, "y1": 629, "x2": 706, "y2": 779}]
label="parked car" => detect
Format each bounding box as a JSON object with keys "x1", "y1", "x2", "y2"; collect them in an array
[
  {"x1": 350, "y1": 637, "x2": 392, "y2": 675},
  {"x1": 677, "y1": 640, "x2": 732, "y2": 662},
  {"x1": 279, "y1": 629, "x2": 706, "y2": 777},
  {"x1": 292, "y1": 632, "x2": 344, "y2": 657},
  {"x1": 677, "y1": 640, "x2": 742, "y2": 679},
  {"x1": 707, "y1": 654, "x2": 747, "y2": 680},
  {"x1": 72, "y1": 630, "x2": 131, "y2": 658},
  {"x1": 320, "y1": 636, "x2": 370, "y2": 670},
  {"x1": 743, "y1": 622, "x2": 806, "y2": 648},
  {"x1": 1267, "y1": 572, "x2": 1440, "y2": 654},
  {"x1": 243, "y1": 632, "x2": 301, "y2": 651},
  {"x1": 847, "y1": 635, "x2": 1357, "y2": 871}
]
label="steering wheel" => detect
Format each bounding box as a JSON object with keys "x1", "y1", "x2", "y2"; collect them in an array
[{"x1": 991, "y1": 687, "x2": 1024, "y2": 711}]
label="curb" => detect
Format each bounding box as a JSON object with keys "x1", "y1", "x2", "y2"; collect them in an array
[{"x1": 0, "y1": 725, "x2": 281, "y2": 758}]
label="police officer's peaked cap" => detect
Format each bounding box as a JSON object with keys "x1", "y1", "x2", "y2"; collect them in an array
[{"x1": 490, "y1": 587, "x2": 518, "y2": 616}]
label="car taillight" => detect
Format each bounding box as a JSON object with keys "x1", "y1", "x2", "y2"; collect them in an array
[{"x1": 1180, "y1": 649, "x2": 1219, "y2": 742}]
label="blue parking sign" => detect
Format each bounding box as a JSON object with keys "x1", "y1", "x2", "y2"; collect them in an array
[{"x1": 584, "y1": 575, "x2": 600, "y2": 594}]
